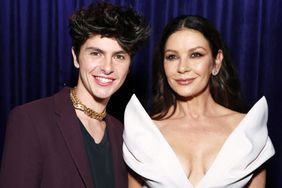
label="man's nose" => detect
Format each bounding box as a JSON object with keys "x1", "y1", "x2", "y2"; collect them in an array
[{"x1": 101, "y1": 57, "x2": 114, "y2": 74}]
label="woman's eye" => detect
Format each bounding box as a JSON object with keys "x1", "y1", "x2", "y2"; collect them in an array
[
  {"x1": 165, "y1": 54, "x2": 178, "y2": 61},
  {"x1": 191, "y1": 52, "x2": 203, "y2": 58}
]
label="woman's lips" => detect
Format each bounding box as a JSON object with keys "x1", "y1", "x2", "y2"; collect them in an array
[{"x1": 175, "y1": 78, "x2": 195, "y2": 85}]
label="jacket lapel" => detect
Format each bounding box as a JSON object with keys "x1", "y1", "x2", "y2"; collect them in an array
[
  {"x1": 106, "y1": 115, "x2": 127, "y2": 188},
  {"x1": 54, "y1": 88, "x2": 94, "y2": 188}
]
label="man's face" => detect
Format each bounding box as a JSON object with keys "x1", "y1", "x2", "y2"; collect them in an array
[{"x1": 72, "y1": 35, "x2": 131, "y2": 103}]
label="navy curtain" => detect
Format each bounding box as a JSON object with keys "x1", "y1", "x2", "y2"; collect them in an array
[{"x1": 1, "y1": 0, "x2": 281, "y2": 187}]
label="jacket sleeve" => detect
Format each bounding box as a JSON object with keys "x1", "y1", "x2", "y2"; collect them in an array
[{"x1": 0, "y1": 106, "x2": 42, "y2": 188}]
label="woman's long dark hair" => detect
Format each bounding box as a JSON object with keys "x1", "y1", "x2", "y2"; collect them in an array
[{"x1": 150, "y1": 15, "x2": 246, "y2": 120}]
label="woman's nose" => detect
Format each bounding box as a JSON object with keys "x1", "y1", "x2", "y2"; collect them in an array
[{"x1": 177, "y1": 58, "x2": 190, "y2": 73}]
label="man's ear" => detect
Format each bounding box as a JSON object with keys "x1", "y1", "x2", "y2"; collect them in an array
[
  {"x1": 71, "y1": 48, "x2": 79, "y2": 68},
  {"x1": 212, "y1": 49, "x2": 223, "y2": 76}
]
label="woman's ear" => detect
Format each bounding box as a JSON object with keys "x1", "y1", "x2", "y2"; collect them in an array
[
  {"x1": 71, "y1": 48, "x2": 79, "y2": 68},
  {"x1": 212, "y1": 49, "x2": 223, "y2": 76}
]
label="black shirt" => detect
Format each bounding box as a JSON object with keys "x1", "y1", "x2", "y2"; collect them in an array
[{"x1": 80, "y1": 121, "x2": 115, "y2": 188}]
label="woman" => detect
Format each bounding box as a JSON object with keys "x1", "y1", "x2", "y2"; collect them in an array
[{"x1": 123, "y1": 15, "x2": 275, "y2": 188}]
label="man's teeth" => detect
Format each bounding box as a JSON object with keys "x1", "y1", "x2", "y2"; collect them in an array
[{"x1": 96, "y1": 76, "x2": 112, "y2": 83}]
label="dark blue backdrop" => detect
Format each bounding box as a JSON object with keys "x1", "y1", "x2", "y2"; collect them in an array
[{"x1": 1, "y1": 0, "x2": 281, "y2": 187}]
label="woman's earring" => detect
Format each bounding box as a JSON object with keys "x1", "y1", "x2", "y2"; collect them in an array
[{"x1": 212, "y1": 69, "x2": 218, "y2": 76}]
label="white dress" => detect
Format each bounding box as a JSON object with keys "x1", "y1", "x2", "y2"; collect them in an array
[{"x1": 123, "y1": 94, "x2": 275, "y2": 188}]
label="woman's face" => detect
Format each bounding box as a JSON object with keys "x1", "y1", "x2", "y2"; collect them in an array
[{"x1": 163, "y1": 28, "x2": 222, "y2": 98}]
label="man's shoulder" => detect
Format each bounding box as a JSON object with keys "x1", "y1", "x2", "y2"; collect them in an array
[{"x1": 11, "y1": 87, "x2": 70, "y2": 113}]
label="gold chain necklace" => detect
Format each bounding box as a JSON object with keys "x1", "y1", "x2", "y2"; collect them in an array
[{"x1": 70, "y1": 88, "x2": 106, "y2": 121}]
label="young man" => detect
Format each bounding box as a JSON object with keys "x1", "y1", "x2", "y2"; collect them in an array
[{"x1": 0, "y1": 2, "x2": 149, "y2": 188}]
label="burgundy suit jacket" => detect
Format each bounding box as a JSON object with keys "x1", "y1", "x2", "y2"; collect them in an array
[{"x1": 0, "y1": 87, "x2": 128, "y2": 188}]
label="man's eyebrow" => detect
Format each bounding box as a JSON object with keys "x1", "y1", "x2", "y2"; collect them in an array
[
  {"x1": 85, "y1": 47, "x2": 128, "y2": 55},
  {"x1": 113, "y1": 50, "x2": 128, "y2": 55},
  {"x1": 85, "y1": 47, "x2": 104, "y2": 53}
]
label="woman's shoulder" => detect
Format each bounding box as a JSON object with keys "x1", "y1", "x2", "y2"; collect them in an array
[
  {"x1": 224, "y1": 96, "x2": 267, "y2": 119},
  {"x1": 217, "y1": 105, "x2": 245, "y2": 129},
  {"x1": 218, "y1": 96, "x2": 268, "y2": 133}
]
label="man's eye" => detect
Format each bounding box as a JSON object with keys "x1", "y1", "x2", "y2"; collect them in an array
[
  {"x1": 191, "y1": 52, "x2": 203, "y2": 58},
  {"x1": 90, "y1": 51, "x2": 100, "y2": 56},
  {"x1": 115, "y1": 54, "x2": 125, "y2": 60}
]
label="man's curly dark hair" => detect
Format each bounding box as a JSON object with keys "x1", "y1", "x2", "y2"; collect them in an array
[{"x1": 69, "y1": 2, "x2": 150, "y2": 57}]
